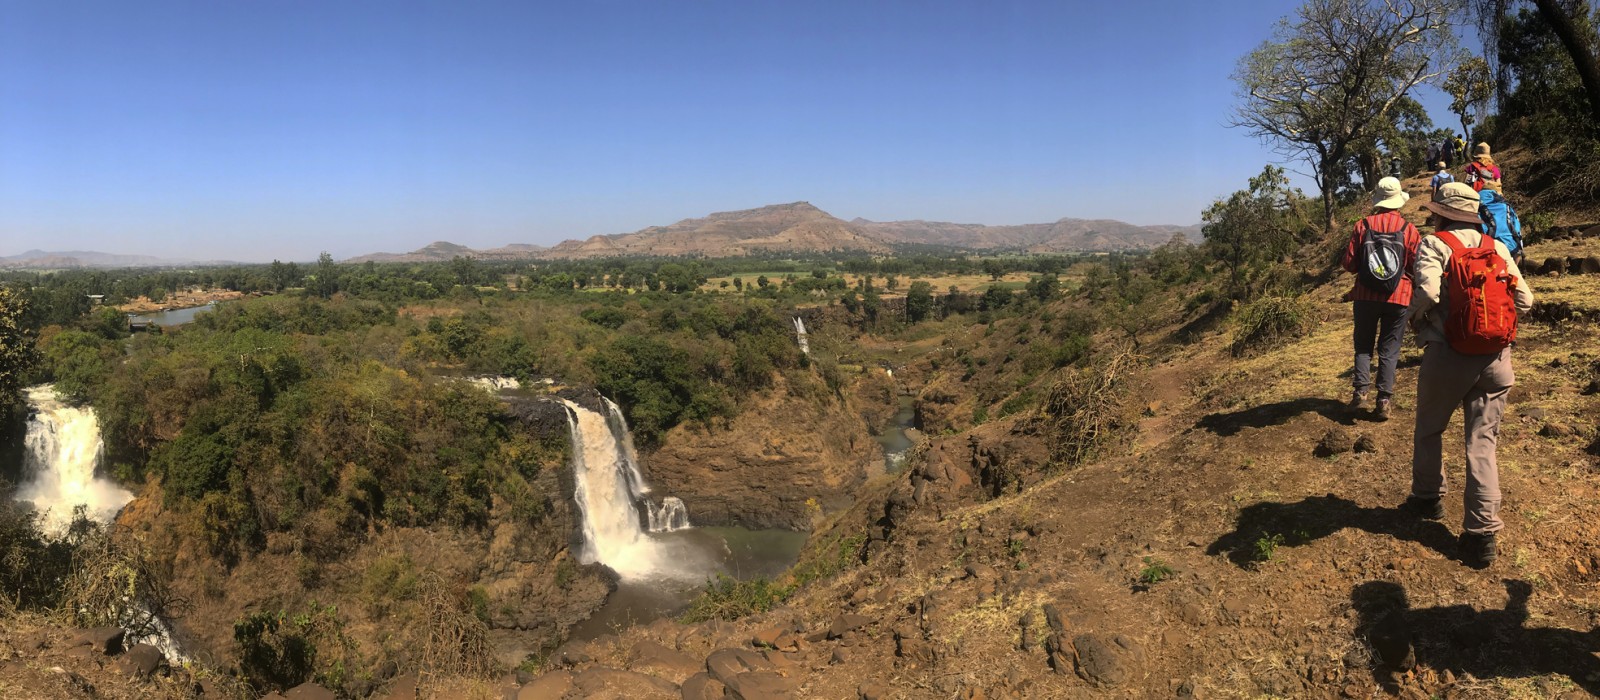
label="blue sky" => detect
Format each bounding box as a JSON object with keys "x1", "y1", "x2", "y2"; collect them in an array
[{"x1": 1, "y1": 1, "x2": 1458, "y2": 262}]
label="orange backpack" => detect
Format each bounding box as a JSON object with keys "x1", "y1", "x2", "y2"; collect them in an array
[{"x1": 1439, "y1": 231, "x2": 1519, "y2": 355}]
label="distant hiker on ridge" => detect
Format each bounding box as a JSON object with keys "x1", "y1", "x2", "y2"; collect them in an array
[
  {"x1": 1341, "y1": 176, "x2": 1421, "y2": 421},
  {"x1": 1430, "y1": 161, "x2": 1454, "y2": 194},
  {"x1": 1403, "y1": 181, "x2": 1533, "y2": 569},
  {"x1": 1454, "y1": 134, "x2": 1468, "y2": 165},
  {"x1": 1464, "y1": 142, "x2": 1503, "y2": 193}
]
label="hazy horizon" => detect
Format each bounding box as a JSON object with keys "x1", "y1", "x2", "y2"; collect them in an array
[{"x1": 2, "y1": 0, "x2": 1456, "y2": 262}]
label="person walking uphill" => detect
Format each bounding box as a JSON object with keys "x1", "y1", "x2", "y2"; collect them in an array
[
  {"x1": 1402, "y1": 182, "x2": 1534, "y2": 569},
  {"x1": 1464, "y1": 142, "x2": 1503, "y2": 192},
  {"x1": 1341, "y1": 177, "x2": 1422, "y2": 420}
]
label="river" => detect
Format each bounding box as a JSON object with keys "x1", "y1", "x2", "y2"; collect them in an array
[{"x1": 128, "y1": 302, "x2": 216, "y2": 327}]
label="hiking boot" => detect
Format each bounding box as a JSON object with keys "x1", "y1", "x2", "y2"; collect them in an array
[
  {"x1": 1460, "y1": 532, "x2": 1498, "y2": 569},
  {"x1": 1349, "y1": 391, "x2": 1368, "y2": 410},
  {"x1": 1374, "y1": 397, "x2": 1392, "y2": 421},
  {"x1": 1400, "y1": 496, "x2": 1444, "y2": 520}
]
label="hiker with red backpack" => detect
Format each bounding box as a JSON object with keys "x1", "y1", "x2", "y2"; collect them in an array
[
  {"x1": 1402, "y1": 182, "x2": 1534, "y2": 569},
  {"x1": 1341, "y1": 177, "x2": 1422, "y2": 421},
  {"x1": 1464, "y1": 142, "x2": 1503, "y2": 192}
]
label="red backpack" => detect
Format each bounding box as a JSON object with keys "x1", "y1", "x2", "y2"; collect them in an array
[{"x1": 1439, "y1": 230, "x2": 1519, "y2": 355}]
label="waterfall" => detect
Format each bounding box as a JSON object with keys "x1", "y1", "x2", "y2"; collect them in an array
[
  {"x1": 15, "y1": 385, "x2": 134, "y2": 536},
  {"x1": 561, "y1": 398, "x2": 694, "y2": 580},
  {"x1": 647, "y1": 496, "x2": 691, "y2": 533},
  {"x1": 793, "y1": 316, "x2": 810, "y2": 355}
]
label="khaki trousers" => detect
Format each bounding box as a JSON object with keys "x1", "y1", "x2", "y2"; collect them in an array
[{"x1": 1411, "y1": 343, "x2": 1514, "y2": 535}]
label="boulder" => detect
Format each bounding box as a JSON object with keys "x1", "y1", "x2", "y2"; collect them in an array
[
  {"x1": 1071, "y1": 633, "x2": 1140, "y2": 687},
  {"x1": 516, "y1": 670, "x2": 573, "y2": 700},
  {"x1": 71, "y1": 627, "x2": 125, "y2": 656},
  {"x1": 679, "y1": 672, "x2": 725, "y2": 700},
  {"x1": 629, "y1": 640, "x2": 701, "y2": 681},
  {"x1": 1540, "y1": 257, "x2": 1566, "y2": 275},
  {"x1": 1582, "y1": 256, "x2": 1600, "y2": 275},
  {"x1": 118, "y1": 643, "x2": 166, "y2": 679},
  {"x1": 705, "y1": 648, "x2": 771, "y2": 685},
  {"x1": 723, "y1": 670, "x2": 798, "y2": 700},
  {"x1": 283, "y1": 683, "x2": 338, "y2": 700},
  {"x1": 828, "y1": 613, "x2": 873, "y2": 639},
  {"x1": 570, "y1": 666, "x2": 678, "y2": 699}
]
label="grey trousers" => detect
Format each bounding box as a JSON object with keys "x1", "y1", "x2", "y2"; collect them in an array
[
  {"x1": 1411, "y1": 343, "x2": 1514, "y2": 534},
  {"x1": 1352, "y1": 301, "x2": 1408, "y2": 398}
]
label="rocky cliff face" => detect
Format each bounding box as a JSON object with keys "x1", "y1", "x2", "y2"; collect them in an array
[{"x1": 643, "y1": 375, "x2": 878, "y2": 530}]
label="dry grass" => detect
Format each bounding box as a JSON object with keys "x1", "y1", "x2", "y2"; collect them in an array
[{"x1": 418, "y1": 573, "x2": 496, "y2": 680}]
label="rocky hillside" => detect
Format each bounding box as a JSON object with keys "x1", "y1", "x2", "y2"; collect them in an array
[
  {"x1": 539, "y1": 202, "x2": 892, "y2": 259},
  {"x1": 499, "y1": 176, "x2": 1600, "y2": 699}
]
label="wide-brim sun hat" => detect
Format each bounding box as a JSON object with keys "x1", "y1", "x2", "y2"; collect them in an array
[
  {"x1": 1423, "y1": 182, "x2": 1482, "y2": 223},
  {"x1": 1474, "y1": 142, "x2": 1491, "y2": 156},
  {"x1": 1372, "y1": 176, "x2": 1409, "y2": 209}
]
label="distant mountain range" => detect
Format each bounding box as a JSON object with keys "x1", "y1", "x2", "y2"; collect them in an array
[
  {"x1": 348, "y1": 202, "x2": 1201, "y2": 263},
  {"x1": 0, "y1": 250, "x2": 198, "y2": 269},
  {"x1": 3, "y1": 204, "x2": 1201, "y2": 269},
  {"x1": 345, "y1": 241, "x2": 548, "y2": 264}
]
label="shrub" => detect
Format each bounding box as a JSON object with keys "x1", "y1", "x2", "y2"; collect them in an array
[
  {"x1": 1138, "y1": 557, "x2": 1175, "y2": 584},
  {"x1": 678, "y1": 574, "x2": 791, "y2": 623},
  {"x1": 1031, "y1": 351, "x2": 1137, "y2": 468},
  {"x1": 1230, "y1": 295, "x2": 1319, "y2": 357}
]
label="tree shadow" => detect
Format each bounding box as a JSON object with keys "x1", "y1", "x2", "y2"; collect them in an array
[
  {"x1": 1196, "y1": 397, "x2": 1356, "y2": 437},
  {"x1": 1353, "y1": 579, "x2": 1600, "y2": 694},
  {"x1": 1207, "y1": 494, "x2": 1461, "y2": 567}
]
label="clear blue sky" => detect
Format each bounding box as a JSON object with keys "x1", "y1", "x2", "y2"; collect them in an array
[{"x1": 0, "y1": 0, "x2": 1456, "y2": 262}]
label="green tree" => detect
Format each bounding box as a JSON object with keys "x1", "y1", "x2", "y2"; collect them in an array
[
  {"x1": 1202, "y1": 165, "x2": 1307, "y2": 299},
  {"x1": 1232, "y1": 0, "x2": 1458, "y2": 231},
  {"x1": 905, "y1": 281, "x2": 934, "y2": 323},
  {"x1": 1445, "y1": 56, "x2": 1495, "y2": 143},
  {"x1": 0, "y1": 286, "x2": 39, "y2": 423}
]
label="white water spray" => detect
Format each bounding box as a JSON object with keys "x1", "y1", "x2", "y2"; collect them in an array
[
  {"x1": 16, "y1": 385, "x2": 133, "y2": 535},
  {"x1": 561, "y1": 399, "x2": 696, "y2": 581},
  {"x1": 793, "y1": 316, "x2": 810, "y2": 355}
]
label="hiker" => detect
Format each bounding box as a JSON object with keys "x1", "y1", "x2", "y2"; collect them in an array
[
  {"x1": 1389, "y1": 155, "x2": 1402, "y2": 179},
  {"x1": 1454, "y1": 135, "x2": 1468, "y2": 165},
  {"x1": 1341, "y1": 176, "x2": 1421, "y2": 420},
  {"x1": 1464, "y1": 142, "x2": 1503, "y2": 192},
  {"x1": 1402, "y1": 182, "x2": 1534, "y2": 568},
  {"x1": 1430, "y1": 162, "x2": 1454, "y2": 194},
  {"x1": 1480, "y1": 188, "x2": 1525, "y2": 267},
  {"x1": 1438, "y1": 136, "x2": 1454, "y2": 168}
]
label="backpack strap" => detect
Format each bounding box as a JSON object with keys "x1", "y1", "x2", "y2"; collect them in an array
[{"x1": 1437, "y1": 229, "x2": 1470, "y2": 258}]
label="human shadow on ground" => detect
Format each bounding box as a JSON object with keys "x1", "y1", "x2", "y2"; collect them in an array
[
  {"x1": 1353, "y1": 579, "x2": 1600, "y2": 695},
  {"x1": 1207, "y1": 494, "x2": 1461, "y2": 567},
  {"x1": 1196, "y1": 398, "x2": 1356, "y2": 437}
]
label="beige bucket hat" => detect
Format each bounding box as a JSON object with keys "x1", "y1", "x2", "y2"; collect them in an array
[
  {"x1": 1423, "y1": 182, "x2": 1482, "y2": 224},
  {"x1": 1372, "y1": 177, "x2": 1409, "y2": 209},
  {"x1": 1474, "y1": 142, "x2": 1491, "y2": 156}
]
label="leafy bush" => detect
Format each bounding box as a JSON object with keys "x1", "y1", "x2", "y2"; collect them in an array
[
  {"x1": 678, "y1": 574, "x2": 791, "y2": 623},
  {"x1": 1230, "y1": 295, "x2": 1319, "y2": 357}
]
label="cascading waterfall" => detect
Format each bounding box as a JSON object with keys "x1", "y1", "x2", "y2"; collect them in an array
[
  {"x1": 793, "y1": 316, "x2": 810, "y2": 355},
  {"x1": 599, "y1": 398, "x2": 690, "y2": 534},
  {"x1": 13, "y1": 385, "x2": 184, "y2": 662},
  {"x1": 561, "y1": 398, "x2": 694, "y2": 580},
  {"x1": 15, "y1": 385, "x2": 133, "y2": 535}
]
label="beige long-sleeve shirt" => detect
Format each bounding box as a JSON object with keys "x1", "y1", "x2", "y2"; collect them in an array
[{"x1": 1407, "y1": 226, "x2": 1535, "y2": 347}]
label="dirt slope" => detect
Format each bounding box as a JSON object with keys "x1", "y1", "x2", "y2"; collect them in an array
[{"x1": 512, "y1": 187, "x2": 1600, "y2": 698}]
